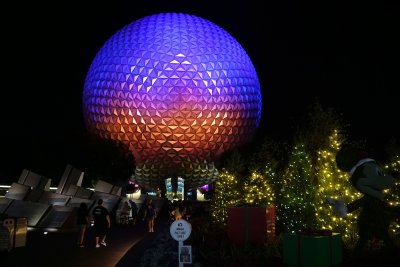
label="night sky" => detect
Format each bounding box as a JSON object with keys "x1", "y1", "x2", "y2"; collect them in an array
[{"x1": 1, "y1": 0, "x2": 399, "y2": 184}]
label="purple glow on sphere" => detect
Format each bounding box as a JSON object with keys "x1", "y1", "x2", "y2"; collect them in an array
[{"x1": 82, "y1": 13, "x2": 262, "y2": 188}]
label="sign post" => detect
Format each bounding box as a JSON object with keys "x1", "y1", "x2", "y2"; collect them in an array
[{"x1": 170, "y1": 219, "x2": 192, "y2": 267}]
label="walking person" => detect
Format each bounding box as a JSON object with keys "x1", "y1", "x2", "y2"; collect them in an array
[
  {"x1": 171, "y1": 203, "x2": 183, "y2": 221},
  {"x1": 129, "y1": 200, "x2": 138, "y2": 225},
  {"x1": 92, "y1": 199, "x2": 111, "y2": 248},
  {"x1": 76, "y1": 202, "x2": 90, "y2": 248},
  {"x1": 143, "y1": 198, "x2": 156, "y2": 232},
  {"x1": 120, "y1": 200, "x2": 131, "y2": 226}
]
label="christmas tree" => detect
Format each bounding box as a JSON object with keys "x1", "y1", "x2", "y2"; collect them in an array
[
  {"x1": 244, "y1": 170, "x2": 274, "y2": 206},
  {"x1": 314, "y1": 130, "x2": 361, "y2": 244},
  {"x1": 280, "y1": 144, "x2": 316, "y2": 232},
  {"x1": 210, "y1": 170, "x2": 242, "y2": 226}
]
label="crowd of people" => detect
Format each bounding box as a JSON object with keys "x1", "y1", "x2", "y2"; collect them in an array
[
  {"x1": 75, "y1": 196, "x2": 204, "y2": 249},
  {"x1": 75, "y1": 196, "x2": 161, "y2": 248},
  {"x1": 75, "y1": 198, "x2": 137, "y2": 248}
]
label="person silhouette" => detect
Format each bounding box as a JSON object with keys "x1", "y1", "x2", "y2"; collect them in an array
[
  {"x1": 92, "y1": 199, "x2": 111, "y2": 248},
  {"x1": 76, "y1": 202, "x2": 90, "y2": 248},
  {"x1": 143, "y1": 198, "x2": 156, "y2": 232}
]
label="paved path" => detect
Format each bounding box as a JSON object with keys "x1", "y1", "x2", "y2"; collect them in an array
[
  {"x1": 5, "y1": 199, "x2": 169, "y2": 267},
  {"x1": 5, "y1": 221, "x2": 149, "y2": 266}
]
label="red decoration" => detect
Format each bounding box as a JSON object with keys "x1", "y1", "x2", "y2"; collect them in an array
[{"x1": 227, "y1": 206, "x2": 276, "y2": 245}]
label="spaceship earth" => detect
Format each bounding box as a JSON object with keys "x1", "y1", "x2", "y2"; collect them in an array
[{"x1": 82, "y1": 13, "x2": 262, "y2": 190}]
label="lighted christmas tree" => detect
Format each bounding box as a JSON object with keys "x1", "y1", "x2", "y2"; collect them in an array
[
  {"x1": 210, "y1": 170, "x2": 242, "y2": 227},
  {"x1": 249, "y1": 138, "x2": 289, "y2": 233},
  {"x1": 384, "y1": 154, "x2": 400, "y2": 236},
  {"x1": 280, "y1": 143, "x2": 316, "y2": 232},
  {"x1": 244, "y1": 170, "x2": 275, "y2": 206},
  {"x1": 314, "y1": 130, "x2": 361, "y2": 244}
]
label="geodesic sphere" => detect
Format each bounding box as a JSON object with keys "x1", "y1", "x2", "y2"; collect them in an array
[{"x1": 82, "y1": 13, "x2": 262, "y2": 185}]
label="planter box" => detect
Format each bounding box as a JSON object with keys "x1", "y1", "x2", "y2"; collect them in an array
[
  {"x1": 282, "y1": 232, "x2": 343, "y2": 267},
  {"x1": 227, "y1": 206, "x2": 276, "y2": 245}
]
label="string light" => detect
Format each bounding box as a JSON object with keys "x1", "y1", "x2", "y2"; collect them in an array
[
  {"x1": 278, "y1": 144, "x2": 316, "y2": 232},
  {"x1": 384, "y1": 155, "x2": 400, "y2": 236},
  {"x1": 244, "y1": 171, "x2": 275, "y2": 206},
  {"x1": 314, "y1": 130, "x2": 361, "y2": 244},
  {"x1": 208, "y1": 129, "x2": 399, "y2": 244},
  {"x1": 210, "y1": 170, "x2": 241, "y2": 227}
]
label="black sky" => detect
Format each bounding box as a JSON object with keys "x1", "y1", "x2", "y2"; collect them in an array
[{"x1": 1, "y1": 0, "x2": 399, "y2": 183}]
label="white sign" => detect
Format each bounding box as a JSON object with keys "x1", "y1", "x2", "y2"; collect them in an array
[
  {"x1": 170, "y1": 219, "x2": 191, "y2": 241},
  {"x1": 179, "y1": 245, "x2": 192, "y2": 263}
]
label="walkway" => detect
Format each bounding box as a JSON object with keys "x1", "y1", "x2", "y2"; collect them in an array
[{"x1": 5, "y1": 198, "x2": 169, "y2": 267}]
